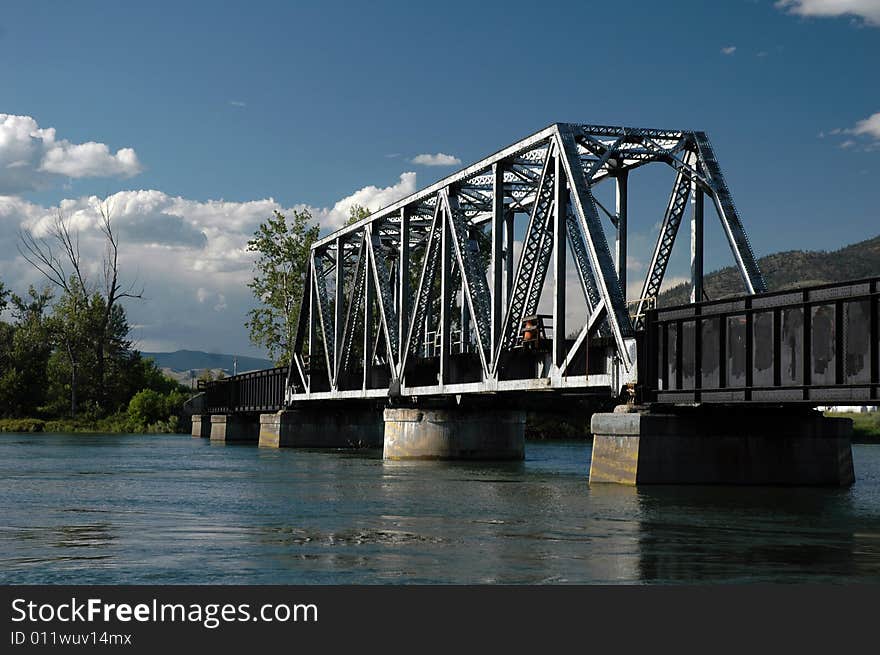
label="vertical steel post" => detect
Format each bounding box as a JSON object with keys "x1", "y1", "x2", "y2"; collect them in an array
[
  {"x1": 308, "y1": 268, "x2": 316, "y2": 390},
  {"x1": 691, "y1": 184, "x2": 704, "y2": 304},
  {"x1": 491, "y1": 162, "x2": 504, "y2": 359},
  {"x1": 553, "y1": 153, "x2": 567, "y2": 368},
  {"x1": 334, "y1": 237, "x2": 344, "y2": 379},
  {"x1": 615, "y1": 169, "x2": 628, "y2": 305},
  {"x1": 505, "y1": 211, "x2": 514, "y2": 309},
  {"x1": 363, "y1": 255, "x2": 373, "y2": 390},
  {"x1": 440, "y1": 198, "x2": 451, "y2": 384},
  {"x1": 398, "y1": 207, "x2": 410, "y2": 369}
]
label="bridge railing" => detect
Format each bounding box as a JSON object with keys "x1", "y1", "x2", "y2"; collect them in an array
[
  {"x1": 199, "y1": 365, "x2": 289, "y2": 414},
  {"x1": 643, "y1": 277, "x2": 880, "y2": 404}
]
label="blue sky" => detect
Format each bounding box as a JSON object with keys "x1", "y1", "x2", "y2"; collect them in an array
[{"x1": 0, "y1": 0, "x2": 878, "y2": 356}]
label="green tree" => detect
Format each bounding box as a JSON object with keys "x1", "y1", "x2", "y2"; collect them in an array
[
  {"x1": 0, "y1": 279, "x2": 8, "y2": 313},
  {"x1": 246, "y1": 209, "x2": 319, "y2": 366},
  {"x1": 347, "y1": 204, "x2": 370, "y2": 226},
  {"x1": 19, "y1": 204, "x2": 142, "y2": 415},
  {"x1": 0, "y1": 286, "x2": 53, "y2": 417}
]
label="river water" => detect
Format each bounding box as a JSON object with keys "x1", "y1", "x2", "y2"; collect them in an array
[{"x1": 1, "y1": 433, "x2": 879, "y2": 584}]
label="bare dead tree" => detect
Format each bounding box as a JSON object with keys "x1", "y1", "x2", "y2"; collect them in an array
[
  {"x1": 94, "y1": 201, "x2": 143, "y2": 407},
  {"x1": 18, "y1": 210, "x2": 89, "y2": 415},
  {"x1": 17, "y1": 201, "x2": 142, "y2": 414}
]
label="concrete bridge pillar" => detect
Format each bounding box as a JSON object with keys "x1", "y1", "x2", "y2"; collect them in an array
[
  {"x1": 383, "y1": 408, "x2": 525, "y2": 460},
  {"x1": 258, "y1": 408, "x2": 384, "y2": 448},
  {"x1": 191, "y1": 414, "x2": 211, "y2": 438},
  {"x1": 210, "y1": 414, "x2": 259, "y2": 443},
  {"x1": 589, "y1": 407, "x2": 854, "y2": 486}
]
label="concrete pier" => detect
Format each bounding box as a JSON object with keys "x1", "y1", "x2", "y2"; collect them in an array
[
  {"x1": 383, "y1": 408, "x2": 525, "y2": 460},
  {"x1": 258, "y1": 408, "x2": 383, "y2": 448},
  {"x1": 589, "y1": 407, "x2": 854, "y2": 486},
  {"x1": 210, "y1": 414, "x2": 259, "y2": 443},
  {"x1": 191, "y1": 414, "x2": 211, "y2": 438}
]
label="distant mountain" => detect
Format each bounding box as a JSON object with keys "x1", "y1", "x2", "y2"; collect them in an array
[
  {"x1": 659, "y1": 234, "x2": 880, "y2": 307},
  {"x1": 141, "y1": 350, "x2": 272, "y2": 374}
]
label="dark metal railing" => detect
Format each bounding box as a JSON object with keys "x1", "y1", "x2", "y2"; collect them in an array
[
  {"x1": 643, "y1": 276, "x2": 880, "y2": 404},
  {"x1": 199, "y1": 365, "x2": 288, "y2": 414}
]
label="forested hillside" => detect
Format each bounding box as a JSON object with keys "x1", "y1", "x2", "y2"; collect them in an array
[{"x1": 659, "y1": 234, "x2": 880, "y2": 306}]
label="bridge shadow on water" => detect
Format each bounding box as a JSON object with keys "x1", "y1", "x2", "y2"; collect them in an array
[{"x1": 631, "y1": 484, "x2": 880, "y2": 583}]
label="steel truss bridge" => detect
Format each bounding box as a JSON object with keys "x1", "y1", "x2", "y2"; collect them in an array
[{"x1": 202, "y1": 123, "x2": 879, "y2": 414}]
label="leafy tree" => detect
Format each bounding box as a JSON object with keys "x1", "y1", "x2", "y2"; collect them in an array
[
  {"x1": 246, "y1": 209, "x2": 319, "y2": 366},
  {"x1": 0, "y1": 286, "x2": 53, "y2": 417},
  {"x1": 43, "y1": 281, "x2": 91, "y2": 416},
  {"x1": 347, "y1": 204, "x2": 370, "y2": 226},
  {"x1": 0, "y1": 279, "x2": 8, "y2": 314}
]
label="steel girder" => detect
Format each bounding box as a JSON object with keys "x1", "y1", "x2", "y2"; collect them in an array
[{"x1": 288, "y1": 123, "x2": 765, "y2": 402}]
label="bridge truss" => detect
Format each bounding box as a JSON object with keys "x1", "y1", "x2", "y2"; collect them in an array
[{"x1": 287, "y1": 123, "x2": 766, "y2": 403}]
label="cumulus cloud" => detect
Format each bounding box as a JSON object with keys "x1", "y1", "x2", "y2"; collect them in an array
[
  {"x1": 411, "y1": 152, "x2": 462, "y2": 166},
  {"x1": 0, "y1": 167, "x2": 420, "y2": 353},
  {"x1": 776, "y1": 0, "x2": 880, "y2": 26},
  {"x1": 312, "y1": 171, "x2": 417, "y2": 230},
  {"x1": 720, "y1": 45, "x2": 737, "y2": 55},
  {"x1": 0, "y1": 114, "x2": 142, "y2": 193},
  {"x1": 852, "y1": 111, "x2": 880, "y2": 139}
]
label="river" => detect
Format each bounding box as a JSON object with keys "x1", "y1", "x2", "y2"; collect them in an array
[{"x1": 1, "y1": 433, "x2": 879, "y2": 584}]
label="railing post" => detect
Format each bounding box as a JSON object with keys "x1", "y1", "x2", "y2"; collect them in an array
[
  {"x1": 835, "y1": 299, "x2": 844, "y2": 385},
  {"x1": 872, "y1": 280, "x2": 879, "y2": 400},
  {"x1": 803, "y1": 289, "x2": 812, "y2": 400},
  {"x1": 745, "y1": 298, "x2": 753, "y2": 401},
  {"x1": 773, "y1": 308, "x2": 782, "y2": 388}
]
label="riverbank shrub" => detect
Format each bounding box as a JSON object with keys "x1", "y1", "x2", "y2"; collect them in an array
[
  {"x1": 127, "y1": 388, "x2": 189, "y2": 432},
  {"x1": 0, "y1": 418, "x2": 46, "y2": 432}
]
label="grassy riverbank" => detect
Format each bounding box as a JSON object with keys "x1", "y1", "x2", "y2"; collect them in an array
[
  {"x1": 0, "y1": 415, "x2": 185, "y2": 434},
  {"x1": 825, "y1": 412, "x2": 880, "y2": 442}
]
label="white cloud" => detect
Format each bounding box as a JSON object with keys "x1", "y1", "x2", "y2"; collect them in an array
[
  {"x1": 411, "y1": 152, "x2": 462, "y2": 166},
  {"x1": 852, "y1": 111, "x2": 880, "y2": 139},
  {"x1": 0, "y1": 114, "x2": 142, "y2": 193},
  {"x1": 720, "y1": 45, "x2": 737, "y2": 55},
  {"x1": 0, "y1": 167, "x2": 420, "y2": 355},
  {"x1": 822, "y1": 111, "x2": 880, "y2": 151},
  {"x1": 229, "y1": 100, "x2": 247, "y2": 107},
  {"x1": 776, "y1": 0, "x2": 880, "y2": 26},
  {"x1": 312, "y1": 171, "x2": 417, "y2": 230}
]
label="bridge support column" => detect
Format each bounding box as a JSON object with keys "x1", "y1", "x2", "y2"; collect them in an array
[
  {"x1": 258, "y1": 409, "x2": 384, "y2": 448},
  {"x1": 383, "y1": 408, "x2": 525, "y2": 460},
  {"x1": 589, "y1": 407, "x2": 854, "y2": 486},
  {"x1": 210, "y1": 414, "x2": 259, "y2": 443},
  {"x1": 191, "y1": 414, "x2": 211, "y2": 438}
]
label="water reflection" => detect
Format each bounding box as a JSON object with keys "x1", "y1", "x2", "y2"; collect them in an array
[
  {"x1": 635, "y1": 486, "x2": 880, "y2": 583},
  {"x1": 1, "y1": 433, "x2": 879, "y2": 583}
]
